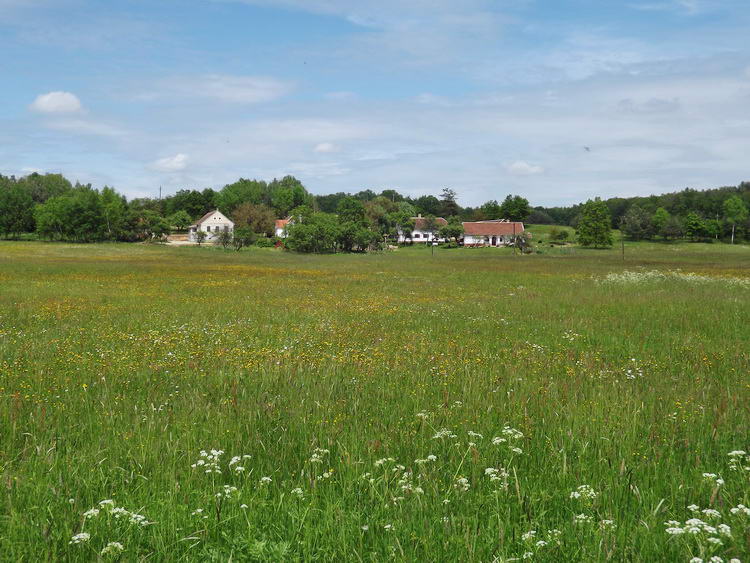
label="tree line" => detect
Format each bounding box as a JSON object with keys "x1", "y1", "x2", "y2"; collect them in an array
[{"x1": 1, "y1": 171, "x2": 748, "y2": 245}]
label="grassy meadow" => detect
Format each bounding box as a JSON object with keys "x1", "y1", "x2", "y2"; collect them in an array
[{"x1": 0, "y1": 240, "x2": 748, "y2": 561}]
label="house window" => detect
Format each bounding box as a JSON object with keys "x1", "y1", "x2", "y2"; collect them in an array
[
  {"x1": 414, "y1": 233, "x2": 420, "y2": 239},
  {"x1": 206, "y1": 226, "x2": 211, "y2": 232},
  {"x1": 224, "y1": 225, "x2": 229, "y2": 232}
]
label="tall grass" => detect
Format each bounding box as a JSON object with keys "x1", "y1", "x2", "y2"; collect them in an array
[{"x1": 0, "y1": 241, "x2": 748, "y2": 561}]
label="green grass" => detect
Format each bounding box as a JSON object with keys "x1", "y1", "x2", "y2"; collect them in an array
[{"x1": 0, "y1": 241, "x2": 748, "y2": 561}]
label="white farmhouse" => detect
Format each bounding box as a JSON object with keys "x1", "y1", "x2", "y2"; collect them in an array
[
  {"x1": 188, "y1": 209, "x2": 234, "y2": 242},
  {"x1": 462, "y1": 220, "x2": 525, "y2": 247},
  {"x1": 397, "y1": 215, "x2": 448, "y2": 243}
]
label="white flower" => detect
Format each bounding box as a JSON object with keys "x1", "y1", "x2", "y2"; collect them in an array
[
  {"x1": 291, "y1": 487, "x2": 304, "y2": 498},
  {"x1": 99, "y1": 499, "x2": 115, "y2": 508},
  {"x1": 240, "y1": 504, "x2": 248, "y2": 509},
  {"x1": 454, "y1": 477, "x2": 470, "y2": 492},
  {"x1": 688, "y1": 504, "x2": 700, "y2": 512},
  {"x1": 574, "y1": 513, "x2": 593, "y2": 524},
  {"x1": 260, "y1": 476, "x2": 272, "y2": 484},
  {"x1": 191, "y1": 508, "x2": 204, "y2": 515},
  {"x1": 570, "y1": 485, "x2": 597, "y2": 501},
  {"x1": 83, "y1": 508, "x2": 100, "y2": 519},
  {"x1": 361, "y1": 525, "x2": 369, "y2": 531},
  {"x1": 491, "y1": 437, "x2": 507, "y2": 445},
  {"x1": 535, "y1": 540, "x2": 548, "y2": 547},
  {"x1": 599, "y1": 519, "x2": 616, "y2": 530},
  {"x1": 68, "y1": 498, "x2": 75, "y2": 504},
  {"x1": 702, "y1": 508, "x2": 721, "y2": 519},
  {"x1": 384, "y1": 524, "x2": 393, "y2": 531},
  {"x1": 521, "y1": 530, "x2": 536, "y2": 541},
  {"x1": 100, "y1": 542, "x2": 124, "y2": 556},
  {"x1": 69, "y1": 532, "x2": 91, "y2": 545},
  {"x1": 522, "y1": 552, "x2": 534, "y2": 560},
  {"x1": 689, "y1": 558, "x2": 703, "y2": 563},
  {"x1": 427, "y1": 454, "x2": 437, "y2": 462}
]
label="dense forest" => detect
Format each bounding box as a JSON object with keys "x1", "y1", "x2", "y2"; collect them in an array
[{"x1": 0, "y1": 171, "x2": 748, "y2": 244}]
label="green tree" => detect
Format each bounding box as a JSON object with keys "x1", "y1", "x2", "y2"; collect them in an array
[
  {"x1": 576, "y1": 198, "x2": 613, "y2": 247},
  {"x1": 499, "y1": 195, "x2": 531, "y2": 222},
  {"x1": 479, "y1": 200, "x2": 502, "y2": 220},
  {"x1": 723, "y1": 195, "x2": 748, "y2": 244},
  {"x1": 336, "y1": 197, "x2": 366, "y2": 223},
  {"x1": 438, "y1": 217, "x2": 464, "y2": 244},
  {"x1": 232, "y1": 227, "x2": 256, "y2": 251},
  {"x1": 168, "y1": 210, "x2": 193, "y2": 231},
  {"x1": 286, "y1": 212, "x2": 340, "y2": 253},
  {"x1": 231, "y1": 203, "x2": 276, "y2": 236},
  {"x1": 620, "y1": 205, "x2": 653, "y2": 240},
  {"x1": 439, "y1": 187, "x2": 460, "y2": 218},
  {"x1": 0, "y1": 182, "x2": 34, "y2": 238},
  {"x1": 100, "y1": 186, "x2": 127, "y2": 240},
  {"x1": 661, "y1": 215, "x2": 684, "y2": 240},
  {"x1": 652, "y1": 207, "x2": 670, "y2": 237},
  {"x1": 683, "y1": 212, "x2": 706, "y2": 241},
  {"x1": 195, "y1": 230, "x2": 207, "y2": 245},
  {"x1": 217, "y1": 229, "x2": 233, "y2": 249}
]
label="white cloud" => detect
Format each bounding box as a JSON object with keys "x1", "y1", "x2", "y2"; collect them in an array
[
  {"x1": 507, "y1": 160, "x2": 544, "y2": 176},
  {"x1": 44, "y1": 118, "x2": 125, "y2": 137},
  {"x1": 150, "y1": 153, "x2": 189, "y2": 172},
  {"x1": 30, "y1": 91, "x2": 82, "y2": 113},
  {"x1": 149, "y1": 74, "x2": 292, "y2": 104},
  {"x1": 314, "y1": 142, "x2": 338, "y2": 153}
]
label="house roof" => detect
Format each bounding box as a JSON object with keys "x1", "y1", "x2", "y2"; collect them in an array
[
  {"x1": 462, "y1": 221, "x2": 524, "y2": 236},
  {"x1": 191, "y1": 209, "x2": 233, "y2": 227},
  {"x1": 412, "y1": 217, "x2": 448, "y2": 230},
  {"x1": 275, "y1": 218, "x2": 290, "y2": 229}
]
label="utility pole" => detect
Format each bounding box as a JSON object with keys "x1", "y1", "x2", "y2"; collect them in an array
[
  {"x1": 159, "y1": 185, "x2": 162, "y2": 200},
  {"x1": 513, "y1": 222, "x2": 517, "y2": 255}
]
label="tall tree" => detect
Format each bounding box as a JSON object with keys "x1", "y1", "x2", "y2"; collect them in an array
[
  {"x1": 651, "y1": 207, "x2": 670, "y2": 236},
  {"x1": 231, "y1": 203, "x2": 276, "y2": 236},
  {"x1": 439, "y1": 187, "x2": 460, "y2": 217},
  {"x1": 576, "y1": 198, "x2": 613, "y2": 247},
  {"x1": 723, "y1": 195, "x2": 748, "y2": 244},
  {"x1": 620, "y1": 205, "x2": 653, "y2": 240},
  {"x1": 499, "y1": 195, "x2": 531, "y2": 222},
  {"x1": 0, "y1": 182, "x2": 34, "y2": 238}
]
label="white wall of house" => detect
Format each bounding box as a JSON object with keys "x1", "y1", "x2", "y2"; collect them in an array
[
  {"x1": 397, "y1": 229, "x2": 445, "y2": 243},
  {"x1": 188, "y1": 211, "x2": 234, "y2": 242},
  {"x1": 463, "y1": 234, "x2": 510, "y2": 247}
]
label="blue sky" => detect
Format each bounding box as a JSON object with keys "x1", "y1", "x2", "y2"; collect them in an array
[{"x1": 1, "y1": 0, "x2": 749, "y2": 206}]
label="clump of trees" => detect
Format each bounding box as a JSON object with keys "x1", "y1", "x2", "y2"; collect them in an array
[{"x1": 576, "y1": 198, "x2": 613, "y2": 248}]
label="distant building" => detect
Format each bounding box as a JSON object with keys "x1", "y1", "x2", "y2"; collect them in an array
[
  {"x1": 275, "y1": 218, "x2": 291, "y2": 238},
  {"x1": 188, "y1": 210, "x2": 234, "y2": 242},
  {"x1": 397, "y1": 215, "x2": 448, "y2": 243},
  {"x1": 462, "y1": 220, "x2": 525, "y2": 247}
]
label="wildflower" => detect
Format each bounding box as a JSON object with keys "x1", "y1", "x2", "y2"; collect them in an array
[
  {"x1": 521, "y1": 530, "x2": 537, "y2": 541},
  {"x1": 432, "y1": 429, "x2": 457, "y2": 440},
  {"x1": 707, "y1": 537, "x2": 723, "y2": 545},
  {"x1": 454, "y1": 477, "x2": 470, "y2": 492},
  {"x1": 599, "y1": 519, "x2": 616, "y2": 530},
  {"x1": 702, "y1": 473, "x2": 724, "y2": 486},
  {"x1": 68, "y1": 498, "x2": 75, "y2": 504},
  {"x1": 688, "y1": 504, "x2": 700, "y2": 512},
  {"x1": 717, "y1": 524, "x2": 731, "y2": 537},
  {"x1": 83, "y1": 508, "x2": 100, "y2": 519},
  {"x1": 361, "y1": 525, "x2": 369, "y2": 531},
  {"x1": 535, "y1": 540, "x2": 548, "y2": 548},
  {"x1": 69, "y1": 532, "x2": 91, "y2": 545},
  {"x1": 574, "y1": 513, "x2": 593, "y2": 524},
  {"x1": 260, "y1": 476, "x2": 272, "y2": 485},
  {"x1": 492, "y1": 437, "x2": 507, "y2": 445},
  {"x1": 702, "y1": 508, "x2": 721, "y2": 519},
  {"x1": 415, "y1": 411, "x2": 430, "y2": 419},
  {"x1": 100, "y1": 542, "x2": 124, "y2": 556},
  {"x1": 570, "y1": 485, "x2": 598, "y2": 501},
  {"x1": 730, "y1": 504, "x2": 750, "y2": 516},
  {"x1": 374, "y1": 457, "x2": 395, "y2": 467},
  {"x1": 501, "y1": 426, "x2": 524, "y2": 440},
  {"x1": 511, "y1": 447, "x2": 523, "y2": 454},
  {"x1": 384, "y1": 524, "x2": 394, "y2": 531},
  {"x1": 191, "y1": 508, "x2": 204, "y2": 516},
  {"x1": 99, "y1": 499, "x2": 115, "y2": 508},
  {"x1": 240, "y1": 504, "x2": 248, "y2": 509},
  {"x1": 291, "y1": 487, "x2": 304, "y2": 498},
  {"x1": 234, "y1": 466, "x2": 245, "y2": 473},
  {"x1": 467, "y1": 431, "x2": 483, "y2": 439},
  {"x1": 522, "y1": 552, "x2": 534, "y2": 559},
  {"x1": 427, "y1": 454, "x2": 437, "y2": 462}
]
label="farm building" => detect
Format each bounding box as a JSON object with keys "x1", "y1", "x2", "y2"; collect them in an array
[
  {"x1": 397, "y1": 215, "x2": 448, "y2": 243},
  {"x1": 275, "y1": 218, "x2": 291, "y2": 238},
  {"x1": 462, "y1": 220, "x2": 525, "y2": 247},
  {"x1": 188, "y1": 210, "x2": 234, "y2": 242}
]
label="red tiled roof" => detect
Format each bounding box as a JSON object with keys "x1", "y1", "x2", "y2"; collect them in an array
[
  {"x1": 275, "y1": 218, "x2": 290, "y2": 229},
  {"x1": 462, "y1": 221, "x2": 524, "y2": 236},
  {"x1": 412, "y1": 217, "x2": 448, "y2": 230}
]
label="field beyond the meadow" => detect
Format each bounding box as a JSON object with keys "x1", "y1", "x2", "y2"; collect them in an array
[{"x1": 0, "y1": 241, "x2": 748, "y2": 561}]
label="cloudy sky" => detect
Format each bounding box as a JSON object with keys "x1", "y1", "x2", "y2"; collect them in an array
[{"x1": 1, "y1": 0, "x2": 749, "y2": 206}]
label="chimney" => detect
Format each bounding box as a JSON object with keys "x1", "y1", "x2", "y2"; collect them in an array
[{"x1": 418, "y1": 213, "x2": 422, "y2": 218}]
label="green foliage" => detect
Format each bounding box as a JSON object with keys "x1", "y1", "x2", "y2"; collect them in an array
[
  {"x1": 438, "y1": 217, "x2": 464, "y2": 243},
  {"x1": 620, "y1": 205, "x2": 654, "y2": 240},
  {"x1": 194, "y1": 230, "x2": 207, "y2": 245},
  {"x1": 217, "y1": 229, "x2": 233, "y2": 249},
  {"x1": 35, "y1": 186, "x2": 108, "y2": 242},
  {"x1": 285, "y1": 212, "x2": 340, "y2": 253},
  {"x1": 0, "y1": 181, "x2": 34, "y2": 238},
  {"x1": 439, "y1": 187, "x2": 460, "y2": 217},
  {"x1": 231, "y1": 203, "x2": 276, "y2": 237},
  {"x1": 336, "y1": 197, "x2": 366, "y2": 224},
  {"x1": 723, "y1": 195, "x2": 748, "y2": 244},
  {"x1": 651, "y1": 207, "x2": 670, "y2": 235},
  {"x1": 683, "y1": 212, "x2": 706, "y2": 241},
  {"x1": 167, "y1": 210, "x2": 193, "y2": 231},
  {"x1": 576, "y1": 198, "x2": 613, "y2": 247},
  {"x1": 548, "y1": 227, "x2": 569, "y2": 242},
  {"x1": 499, "y1": 194, "x2": 531, "y2": 222}
]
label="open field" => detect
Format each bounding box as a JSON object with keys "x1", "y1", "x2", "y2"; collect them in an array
[{"x1": 0, "y1": 241, "x2": 748, "y2": 561}]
